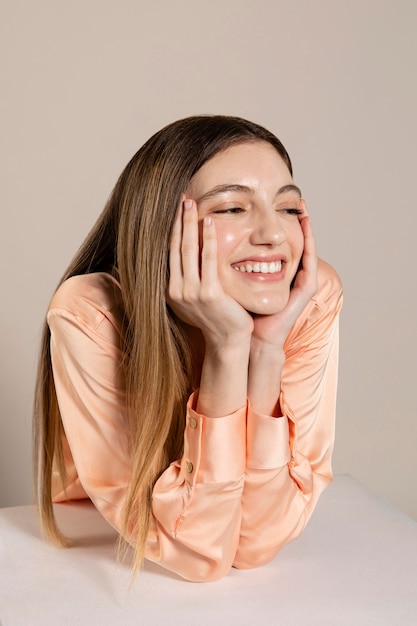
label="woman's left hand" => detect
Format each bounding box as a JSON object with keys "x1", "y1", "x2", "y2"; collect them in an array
[{"x1": 251, "y1": 201, "x2": 318, "y2": 350}]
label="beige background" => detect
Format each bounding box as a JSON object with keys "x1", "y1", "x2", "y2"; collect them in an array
[{"x1": 1, "y1": 0, "x2": 416, "y2": 520}]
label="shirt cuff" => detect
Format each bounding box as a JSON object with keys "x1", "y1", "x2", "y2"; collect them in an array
[
  {"x1": 247, "y1": 401, "x2": 291, "y2": 469},
  {"x1": 182, "y1": 391, "x2": 246, "y2": 484}
]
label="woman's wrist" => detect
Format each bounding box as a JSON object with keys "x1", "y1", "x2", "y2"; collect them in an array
[
  {"x1": 204, "y1": 335, "x2": 251, "y2": 357},
  {"x1": 247, "y1": 346, "x2": 285, "y2": 417},
  {"x1": 250, "y1": 334, "x2": 286, "y2": 356},
  {"x1": 197, "y1": 343, "x2": 250, "y2": 418}
]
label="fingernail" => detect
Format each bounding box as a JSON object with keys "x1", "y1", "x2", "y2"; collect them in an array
[
  {"x1": 184, "y1": 199, "x2": 193, "y2": 209},
  {"x1": 204, "y1": 216, "x2": 212, "y2": 226}
]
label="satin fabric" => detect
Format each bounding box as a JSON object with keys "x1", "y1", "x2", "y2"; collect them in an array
[{"x1": 48, "y1": 258, "x2": 342, "y2": 581}]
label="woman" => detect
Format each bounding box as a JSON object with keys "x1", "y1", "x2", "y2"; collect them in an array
[{"x1": 33, "y1": 115, "x2": 343, "y2": 582}]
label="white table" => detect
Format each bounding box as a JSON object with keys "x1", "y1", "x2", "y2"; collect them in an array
[{"x1": 1, "y1": 475, "x2": 416, "y2": 625}]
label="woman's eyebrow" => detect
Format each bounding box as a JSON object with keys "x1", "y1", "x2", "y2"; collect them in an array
[
  {"x1": 196, "y1": 183, "x2": 302, "y2": 204},
  {"x1": 196, "y1": 184, "x2": 252, "y2": 203},
  {"x1": 277, "y1": 184, "x2": 302, "y2": 198}
]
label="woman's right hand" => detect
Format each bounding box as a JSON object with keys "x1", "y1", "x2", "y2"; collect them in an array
[{"x1": 167, "y1": 197, "x2": 254, "y2": 351}]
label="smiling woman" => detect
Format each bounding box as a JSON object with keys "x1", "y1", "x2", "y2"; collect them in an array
[
  {"x1": 188, "y1": 142, "x2": 305, "y2": 318},
  {"x1": 33, "y1": 115, "x2": 343, "y2": 582}
]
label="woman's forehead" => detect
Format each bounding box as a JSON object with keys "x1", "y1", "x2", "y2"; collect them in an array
[{"x1": 189, "y1": 141, "x2": 294, "y2": 197}]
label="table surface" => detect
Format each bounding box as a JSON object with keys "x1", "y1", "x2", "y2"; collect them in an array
[{"x1": 1, "y1": 475, "x2": 417, "y2": 626}]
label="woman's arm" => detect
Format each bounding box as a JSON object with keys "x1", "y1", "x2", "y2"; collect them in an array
[
  {"x1": 48, "y1": 280, "x2": 248, "y2": 582},
  {"x1": 234, "y1": 260, "x2": 342, "y2": 568}
]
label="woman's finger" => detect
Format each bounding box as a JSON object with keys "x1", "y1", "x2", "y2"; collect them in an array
[
  {"x1": 296, "y1": 200, "x2": 318, "y2": 298},
  {"x1": 300, "y1": 216, "x2": 318, "y2": 275},
  {"x1": 169, "y1": 197, "x2": 184, "y2": 279},
  {"x1": 181, "y1": 199, "x2": 201, "y2": 290},
  {"x1": 200, "y1": 216, "x2": 219, "y2": 298}
]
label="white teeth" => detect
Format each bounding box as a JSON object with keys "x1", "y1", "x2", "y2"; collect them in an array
[{"x1": 234, "y1": 260, "x2": 282, "y2": 273}]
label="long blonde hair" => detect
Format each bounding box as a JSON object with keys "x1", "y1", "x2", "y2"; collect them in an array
[{"x1": 33, "y1": 115, "x2": 293, "y2": 571}]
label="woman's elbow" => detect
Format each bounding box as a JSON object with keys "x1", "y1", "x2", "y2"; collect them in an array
[
  {"x1": 233, "y1": 546, "x2": 278, "y2": 571},
  {"x1": 174, "y1": 552, "x2": 235, "y2": 582}
]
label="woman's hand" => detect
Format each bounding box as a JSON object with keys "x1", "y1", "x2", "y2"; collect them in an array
[
  {"x1": 168, "y1": 197, "x2": 253, "y2": 416},
  {"x1": 251, "y1": 201, "x2": 318, "y2": 350},
  {"x1": 248, "y1": 201, "x2": 318, "y2": 416},
  {"x1": 168, "y1": 197, "x2": 254, "y2": 351}
]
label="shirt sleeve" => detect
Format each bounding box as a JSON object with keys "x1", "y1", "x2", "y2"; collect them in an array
[
  {"x1": 48, "y1": 300, "x2": 246, "y2": 582},
  {"x1": 233, "y1": 261, "x2": 343, "y2": 569}
]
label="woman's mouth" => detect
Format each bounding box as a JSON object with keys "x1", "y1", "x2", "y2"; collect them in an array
[{"x1": 233, "y1": 260, "x2": 283, "y2": 274}]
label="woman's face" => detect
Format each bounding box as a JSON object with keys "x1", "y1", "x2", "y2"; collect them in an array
[{"x1": 188, "y1": 141, "x2": 305, "y2": 315}]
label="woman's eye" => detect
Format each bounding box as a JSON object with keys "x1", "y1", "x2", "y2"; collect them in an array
[
  {"x1": 278, "y1": 207, "x2": 303, "y2": 216},
  {"x1": 214, "y1": 207, "x2": 244, "y2": 214}
]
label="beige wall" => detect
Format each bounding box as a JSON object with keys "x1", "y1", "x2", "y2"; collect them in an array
[{"x1": 1, "y1": 0, "x2": 416, "y2": 520}]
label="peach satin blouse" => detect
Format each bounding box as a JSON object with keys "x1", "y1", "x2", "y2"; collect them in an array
[{"x1": 48, "y1": 259, "x2": 343, "y2": 582}]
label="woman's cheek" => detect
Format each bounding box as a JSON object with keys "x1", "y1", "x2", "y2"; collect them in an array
[
  {"x1": 219, "y1": 221, "x2": 240, "y2": 245},
  {"x1": 214, "y1": 222, "x2": 241, "y2": 260}
]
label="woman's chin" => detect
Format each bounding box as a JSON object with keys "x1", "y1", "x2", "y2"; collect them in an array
[{"x1": 243, "y1": 295, "x2": 290, "y2": 317}]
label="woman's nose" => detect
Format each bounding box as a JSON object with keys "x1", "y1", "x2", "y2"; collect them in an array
[{"x1": 249, "y1": 209, "x2": 286, "y2": 246}]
